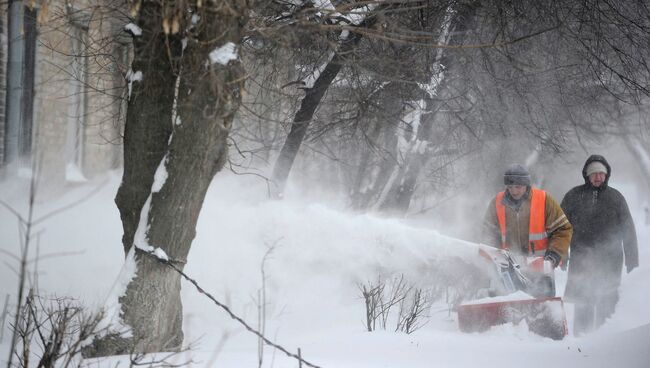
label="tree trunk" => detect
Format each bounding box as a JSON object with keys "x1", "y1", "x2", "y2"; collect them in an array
[
  {"x1": 89, "y1": 0, "x2": 248, "y2": 356},
  {"x1": 270, "y1": 15, "x2": 379, "y2": 198},
  {"x1": 377, "y1": 3, "x2": 478, "y2": 215},
  {"x1": 119, "y1": 58, "x2": 240, "y2": 353},
  {"x1": 270, "y1": 58, "x2": 344, "y2": 197},
  {"x1": 349, "y1": 118, "x2": 383, "y2": 209},
  {"x1": 349, "y1": 82, "x2": 405, "y2": 211},
  {"x1": 114, "y1": 3, "x2": 178, "y2": 255},
  {"x1": 377, "y1": 97, "x2": 439, "y2": 214}
]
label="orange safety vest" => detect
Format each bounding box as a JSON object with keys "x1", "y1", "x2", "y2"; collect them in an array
[{"x1": 495, "y1": 187, "x2": 548, "y2": 254}]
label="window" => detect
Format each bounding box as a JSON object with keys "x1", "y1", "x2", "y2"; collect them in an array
[
  {"x1": 20, "y1": 5, "x2": 37, "y2": 162},
  {"x1": 65, "y1": 8, "x2": 89, "y2": 182},
  {"x1": 1, "y1": 4, "x2": 37, "y2": 170}
]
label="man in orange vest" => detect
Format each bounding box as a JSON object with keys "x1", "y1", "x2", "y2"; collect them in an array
[{"x1": 482, "y1": 164, "x2": 572, "y2": 271}]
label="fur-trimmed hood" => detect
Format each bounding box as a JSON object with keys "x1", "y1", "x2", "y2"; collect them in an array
[{"x1": 581, "y1": 154, "x2": 611, "y2": 188}]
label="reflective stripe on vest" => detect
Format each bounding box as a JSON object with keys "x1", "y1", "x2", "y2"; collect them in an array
[{"x1": 495, "y1": 187, "x2": 548, "y2": 253}]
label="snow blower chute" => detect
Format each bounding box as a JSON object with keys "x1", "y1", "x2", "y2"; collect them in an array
[{"x1": 457, "y1": 245, "x2": 568, "y2": 340}]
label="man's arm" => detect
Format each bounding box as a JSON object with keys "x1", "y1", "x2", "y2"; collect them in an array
[
  {"x1": 545, "y1": 195, "x2": 572, "y2": 260},
  {"x1": 619, "y1": 194, "x2": 639, "y2": 272}
]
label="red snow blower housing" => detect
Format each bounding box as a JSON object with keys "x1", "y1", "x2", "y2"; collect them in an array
[{"x1": 457, "y1": 245, "x2": 568, "y2": 340}]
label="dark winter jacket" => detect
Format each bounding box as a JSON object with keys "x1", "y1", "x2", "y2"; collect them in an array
[{"x1": 561, "y1": 155, "x2": 639, "y2": 303}]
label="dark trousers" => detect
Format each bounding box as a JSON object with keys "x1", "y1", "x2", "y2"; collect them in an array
[{"x1": 573, "y1": 291, "x2": 619, "y2": 336}]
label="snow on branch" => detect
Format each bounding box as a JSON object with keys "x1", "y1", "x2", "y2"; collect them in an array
[
  {"x1": 124, "y1": 22, "x2": 142, "y2": 36},
  {"x1": 209, "y1": 42, "x2": 238, "y2": 65},
  {"x1": 313, "y1": 0, "x2": 339, "y2": 18},
  {"x1": 418, "y1": 5, "x2": 456, "y2": 98},
  {"x1": 345, "y1": 3, "x2": 377, "y2": 25},
  {"x1": 125, "y1": 69, "x2": 143, "y2": 100},
  {"x1": 298, "y1": 4, "x2": 376, "y2": 88},
  {"x1": 301, "y1": 58, "x2": 333, "y2": 89},
  {"x1": 314, "y1": 0, "x2": 376, "y2": 25}
]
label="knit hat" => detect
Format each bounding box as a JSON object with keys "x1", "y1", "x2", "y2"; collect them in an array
[
  {"x1": 585, "y1": 161, "x2": 608, "y2": 176},
  {"x1": 504, "y1": 164, "x2": 531, "y2": 186}
]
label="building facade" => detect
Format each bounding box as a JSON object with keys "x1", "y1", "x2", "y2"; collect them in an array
[{"x1": 1, "y1": 1, "x2": 130, "y2": 187}]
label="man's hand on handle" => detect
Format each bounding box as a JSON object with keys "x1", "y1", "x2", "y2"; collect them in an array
[{"x1": 544, "y1": 250, "x2": 561, "y2": 269}]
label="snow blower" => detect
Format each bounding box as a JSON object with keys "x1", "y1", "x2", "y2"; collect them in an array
[{"x1": 457, "y1": 245, "x2": 568, "y2": 340}]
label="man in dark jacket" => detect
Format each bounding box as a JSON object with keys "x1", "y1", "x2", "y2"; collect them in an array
[{"x1": 561, "y1": 155, "x2": 639, "y2": 336}]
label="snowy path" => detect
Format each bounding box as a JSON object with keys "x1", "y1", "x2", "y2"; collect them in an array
[{"x1": 1, "y1": 173, "x2": 648, "y2": 368}]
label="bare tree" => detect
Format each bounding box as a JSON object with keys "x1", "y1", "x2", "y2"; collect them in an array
[
  {"x1": 95, "y1": 0, "x2": 251, "y2": 355},
  {"x1": 359, "y1": 277, "x2": 384, "y2": 332},
  {"x1": 270, "y1": 2, "x2": 384, "y2": 198},
  {"x1": 376, "y1": 1, "x2": 479, "y2": 215},
  {"x1": 10, "y1": 292, "x2": 104, "y2": 368}
]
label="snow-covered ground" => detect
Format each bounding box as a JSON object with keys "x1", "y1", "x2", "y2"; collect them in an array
[{"x1": 1, "y1": 171, "x2": 648, "y2": 368}]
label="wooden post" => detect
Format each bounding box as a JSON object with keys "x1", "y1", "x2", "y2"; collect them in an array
[{"x1": 298, "y1": 348, "x2": 302, "y2": 368}]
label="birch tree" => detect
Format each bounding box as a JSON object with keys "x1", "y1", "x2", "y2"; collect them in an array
[{"x1": 376, "y1": 2, "x2": 478, "y2": 214}]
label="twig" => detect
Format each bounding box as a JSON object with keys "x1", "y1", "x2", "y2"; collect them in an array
[
  {"x1": 0, "y1": 200, "x2": 27, "y2": 225},
  {"x1": 0, "y1": 294, "x2": 9, "y2": 343},
  {"x1": 7, "y1": 160, "x2": 38, "y2": 368}
]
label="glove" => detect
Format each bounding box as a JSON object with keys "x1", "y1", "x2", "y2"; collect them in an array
[{"x1": 544, "y1": 250, "x2": 561, "y2": 269}]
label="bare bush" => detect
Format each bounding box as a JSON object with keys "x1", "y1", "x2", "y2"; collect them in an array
[
  {"x1": 396, "y1": 288, "x2": 433, "y2": 334},
  {"x1": 7, "y1": 289, "x2": 196, "y2": 368},
  {"x1": 359, "y1": 257, "x2": 490, "y2": 334},
  {"x1": 359, "y1": 274, "x2": 432, "y2": 334},
  {"x1": 359, "y1": 277, "x2": 384, "y2": 332},
  {"x1": 379, "y1": 275, "x2": 410, "y2": 330},
  {"x1": 8, "y1": 290, "x2": 103, "y2": 368}
]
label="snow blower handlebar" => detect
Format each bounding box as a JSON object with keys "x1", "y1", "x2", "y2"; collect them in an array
[
  {"x1": 477, "y1": 245, "x2": 556, "y2": 297},
  {"x1": 459, "y1": 244, "x2": 568, "y2": 340},
  {"x1": 478, "y1": 246, "x2": 530, "y2": 294}
]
